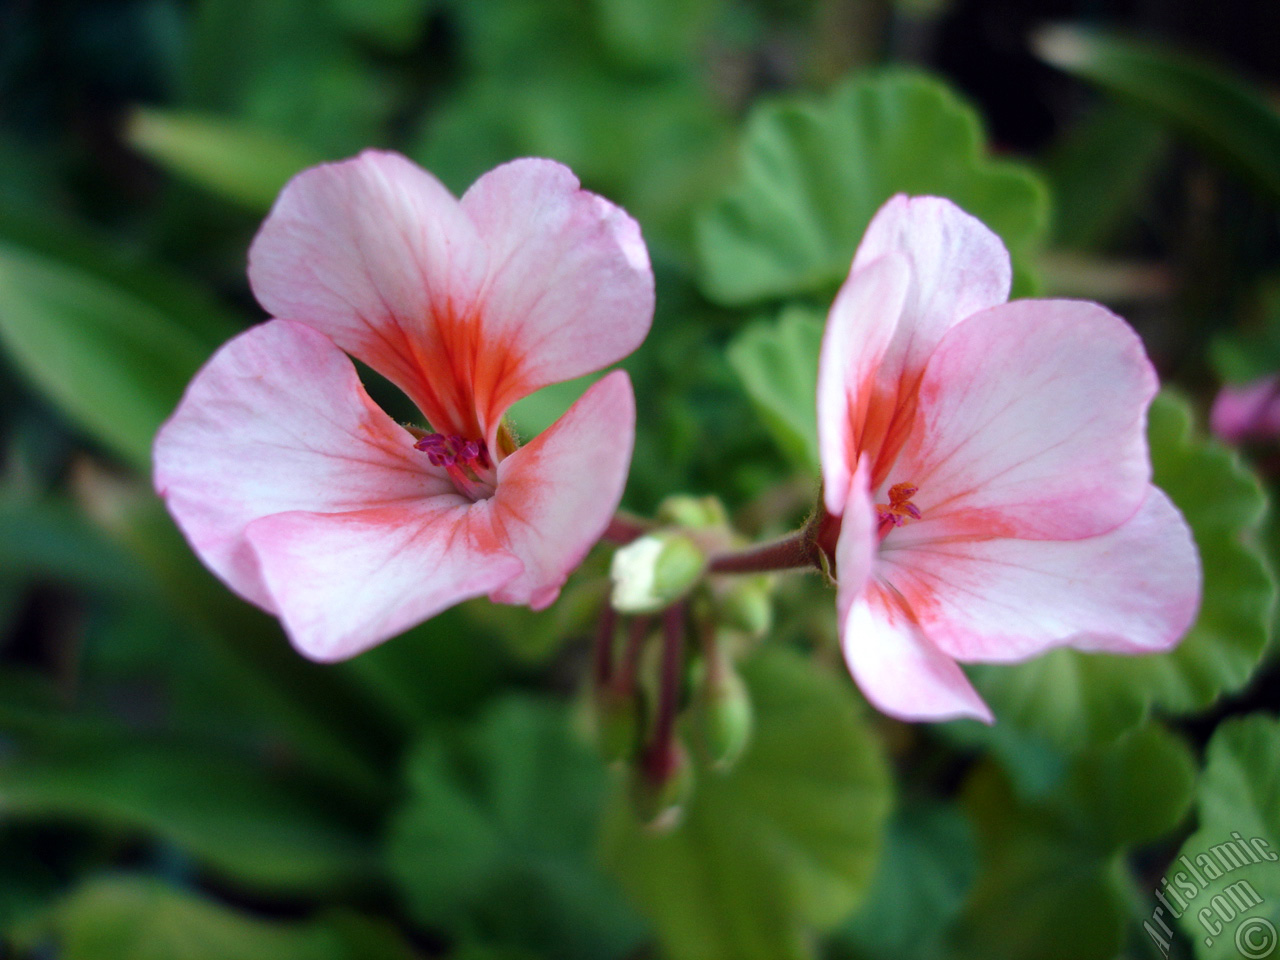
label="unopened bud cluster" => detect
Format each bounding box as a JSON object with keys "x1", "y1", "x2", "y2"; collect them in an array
[{"x1": 590, "y1": 494, "x2": 774, "y2": 828}]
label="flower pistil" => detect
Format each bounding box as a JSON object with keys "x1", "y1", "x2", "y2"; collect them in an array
[
  {"x1": 415, "y1": 433, "x2": 497, "y2": 500},
  {"x1": 875, "y1": 481, "x2": 922, "y2": 536}
]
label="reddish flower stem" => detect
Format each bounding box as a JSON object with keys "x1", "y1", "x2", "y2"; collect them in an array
[
  {"x1": 601, "y1": 511, "x2": 656, "y2": 545},
  {"x1": 648, "y1": 603, "x2": 687, "y2": 762},
  {"x1": 592, "y1": 603, "x2": 618, "y2": 688},
  {"x1": 615, "y1": 615, "x2": 652, "y2": 694},
  {"x1": 706, "y1": 529, "x2": 820, "y2": 574}
]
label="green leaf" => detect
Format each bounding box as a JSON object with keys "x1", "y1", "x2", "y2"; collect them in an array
[
  {"x1": 27, "y1": 877, "x2": 416, "y2": 960},
  {"x1": 326, "y1": 0, "x2": 432, "y2": 50},
  {"x1": 590, "y1": 0, "x2": 721, "y2": 70},
  {"x1": 951, "y1": 726, "x2": 1196, "y2": 960},
  {"x1": 412, "y1": 1, "x2": 729, "y2": 252},
  {"x1": 461, "y1": 568, "x2": 609, "y2": 664},
  {"x1": 696, "y1": 70, "x2": 1049, "y2": 307},
  {"x1": 186, "y1": 0, "x2": 393, "y2": 155},
  {"x1": 1175, "y1": 714, "x2": 1280, "y2": 960},
  {"x1": 78, "y1": 478, "x2": 398, "y2": 804},
  {"x1": 0, "y1": 494, "x2": 152, "y2": 596},
  {"x1": 387, "y1": 697, "x2": 646, "y2": 960},
  {"x1": 0, "y1": 739, "x2": 377, "y2": 895},
  {"x1": 1044, "y1": 101, "x2": 1169, "y2": 250},
  {"x1": 829, "y1": 801, "x2": 978, "y2": 960},
  {"x1": 0, "y1": 242, "x2": 214, "y2": 468},
  {"x1": 1036, "y1": 25, "x2": 1280, "y2": 202},
  {"x1": 1210, "y1": 278, "x2": 1280, "y2": 385},
  {"x1": 0, "y1": 202, "x2": 240, "y2": 349},
  {"x1": 0, "y1": 205, "x2": 241, "y2": 471},
  {"x1": 726, "y1": 305, "x2": 824, "y2": 473},
  {"x1": 966, "y1": 391, "x2": 1275, "y2": 746},
  {"x1": 507, "y1": 373, "x2": 604, "y2": 441},
  {"x1": 0, "y1": 828, "x2": 67, "y2": 936},
  {"x1": 416, "y1": 71, "x2": 730, "y2": 254},
  {"x1": 126, "y1": 108, "x2": 326, "y2": 211},
  {"x1": 602, "y1": 648, "x2": 892, "y2": 960}
]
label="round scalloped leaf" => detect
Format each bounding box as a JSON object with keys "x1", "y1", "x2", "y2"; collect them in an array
[
  {"x1": 386, "y1": 697, "x2": 645, "y2": 960},
  {"x1": 601, "y1": 648, "x2": 892, "y2": 960},
  {"x1": 725, "y1": 305, "x2": 824, "y2": 474},
  {"x1": 1175, "y1": 714, "x2": 1280, "y2": 960},
  {"x1": 696, "y1": 69, "x2": 1048, "y2": 307},
  {"x1": 951, "y1": 726, "x2": 1196, "y2": 960},
  {"x1": 829, "y1": 800, "x2": 978, "y2": 960},
  {"x1": 966, "y1": 390, "x2": 1275, "y2": 746}
]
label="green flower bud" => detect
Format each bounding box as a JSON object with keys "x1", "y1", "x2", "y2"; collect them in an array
[
  {"x1": 697, "y1": 657, "x2": 753, "y2": 772},
  {"x1": 610, "y1": 533, "x2": 706, "y2": 614},
  {"x1": 630, "y1": 738, "x2": 693, "y2": 830},
  {"x1": 592, "y1": 685, "x2": 642, "y2": 764},
  {"x1": 655, "y1": 494, "x2": 729, "y2": 529},
  {"x1": 713, "y1": 574, "x2": 774, "y2": 639}
]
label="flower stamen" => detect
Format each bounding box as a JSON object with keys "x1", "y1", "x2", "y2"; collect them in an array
[
  {"x1": 876, "y1": 481, "x2": 922, "y2": 537},
  {"x1": 415, "y1": 432, "x2": 497, "y2": 500}
]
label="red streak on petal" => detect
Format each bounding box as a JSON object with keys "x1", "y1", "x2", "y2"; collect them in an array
[{"x1": 844, "y1": 368, "x2": 929, "y2": 493}]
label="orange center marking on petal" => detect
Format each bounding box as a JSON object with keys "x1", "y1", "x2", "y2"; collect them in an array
[
  {"x1": 414, "y1": 432, "x2": 498, "y2": 501},
  {"x1": 876, "y1": 481, "x2": 922, "y2": 537}
]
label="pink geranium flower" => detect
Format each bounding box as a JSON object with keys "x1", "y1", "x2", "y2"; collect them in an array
[
  {"x1": 1210, "y1": 374, "x2": 1280, "y2": 444},
  {"x1": 816, "y1": 196, "x2": 1201, "y2": 722},
  {"x1": 154, "y1": 152, "x2": 653, "y2": 662}
]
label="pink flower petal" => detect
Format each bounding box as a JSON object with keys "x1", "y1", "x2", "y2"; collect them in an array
[
  {"x1": 488, "y1": 370, "x2": 636, "y2": 610},
  {"x1": 153, "y1": 319, "x2": 456, "y2": 611},
  {"x1": 852, "y1": 196, "x2": 1012, "y2": 387},
  {"x1": 249, "y1": 153, "x2": 654, "y2": 450},
  {"x1": 247, "y1": 502, "x2": 521, "y2": 661},
  {"x1": 888, "y1": 298, "x2": 1158, "y2": 542},
  {"x1": 835, "y1": 460, "x2": 993, "y2": 723},
  {"x1": 834, "y1": 457, "x2": 877, "y2": 629},
  {"x1": 879, "y1": 486, "x2": 1201, "y2": 663},
  {"x1": 247, "y1": 150, "x2": 491, "y2": 439},
  {"x1": 1210, "y1": 375, "x2": 1280, "y2": 443},
  {"x1": 843, "y1": 590, "x2": 995, "y2": 723},
  {"x1": 817, "y1": 253, "x2": 912, "y2": 516},
  {"x1": 460, "y1": 160, "x2": 654, "y2": 436},
  {"x1": 819, "y1": 197, "x2": 1011, "y2": 515}
]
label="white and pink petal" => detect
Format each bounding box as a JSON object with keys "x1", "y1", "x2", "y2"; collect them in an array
[
  {"x1": 816, "y1": 253, "x2": 911, "y2": 516},
  {"x1": 487, "y1": 370, "x2": 636, "y2": 610},
  {"x1": 460, "y1": 159, "x2": 654, "y2": 440},
  {"x1": 247, "y1": 501, "x2": 522, "y2": 661},
  {"x1": 842, "y1": 587, "x2": 995, "y2": 723},
  {"x1": 833, "y1": 456, "x2": 993, "y2": 723},
  {"x1": 878, "y1": 486, "x2": 1200, "y2": 663},
  {"x1": 247, "y1": 150, "x2": 490, "y2": 437},
  {"x1": 153, "y1": 320, "x2": 455, "y2": 610},
  {"x1": 888, "y1": 298, "x2": 1158, "y2": 542},
  {"x1": 851, "y1": 195, "x2": 1012, "y2": 394}
]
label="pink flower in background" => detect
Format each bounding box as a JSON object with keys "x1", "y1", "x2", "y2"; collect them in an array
[
  {"x1": 1210, "y1": 375, "x2": 1280, "y2": 444},
  {"x1": 154, "y1": 152, "x2": 653, "y2": 662},
  {"x1": 817, "y1": 195, "x2": 1201, "y2": 723}
]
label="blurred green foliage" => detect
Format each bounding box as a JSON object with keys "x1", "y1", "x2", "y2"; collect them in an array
[
  {"x1": 2, "y1": 1, "x2": 1279, "y2": 959},
  {"x1": 602, "y1": 648, "x2": 891, "y2": 960},
  {"x1": 697, "y1": 70, "x2": 1049, "y2": 304},
  {"x1": 1176, "y1": 715, "x2": 1280, "y2": 960}
]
